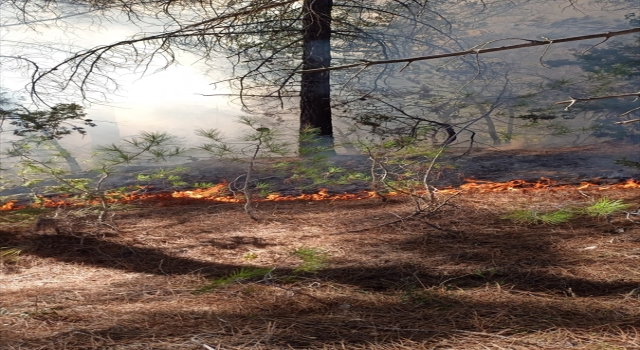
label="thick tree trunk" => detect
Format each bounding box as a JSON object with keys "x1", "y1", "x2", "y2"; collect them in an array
[{"x1": 300, "y1": 0, "x2": 333, "y2": 138}]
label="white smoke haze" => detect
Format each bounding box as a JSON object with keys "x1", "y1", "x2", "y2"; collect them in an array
[{"x1": 0, "y1": 0, "x2": 637, "y2": 164}]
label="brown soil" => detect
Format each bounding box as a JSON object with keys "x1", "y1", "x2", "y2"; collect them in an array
[{"x1": 1, "y1": 186, "x2": 640, "y2": 349}]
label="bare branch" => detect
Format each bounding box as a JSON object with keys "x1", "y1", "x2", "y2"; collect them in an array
[
  {"x1": 614, "y1": 117, "x2": 640, "y2": 125},
  {"x1": 620, "y1": 106, "x2": 640, "y2": 117},
  {"x1": 299, "y1": 27, "x2": 640, "y2": 73},
  {"x1": 580, "y1": 36, "x2": 610, "y2": 55},
  {"x1": 3, "y1": 0, "x2": 301, "y2": 104},
  {"x1": 555, "y1": 92, "x2": 640, "y2": 110},
  {"x1": 538, "y1": 38, "x2": 553, "y2": 68}
]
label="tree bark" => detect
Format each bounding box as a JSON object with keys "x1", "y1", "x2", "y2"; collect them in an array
[{"x1": 300, "y1": 0, "x2": 333, "y2": 137}]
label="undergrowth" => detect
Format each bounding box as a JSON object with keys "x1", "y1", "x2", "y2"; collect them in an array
[
  {"x1": 196, "y1": 267, "x2": 274, "y2": 293},
  {"x1": 197, "y1": 247, "x2": 330, "y2": 292},
  {"x1": 0, "y1": 247, "x2": 22, "y2": 264},
  {"x1": 504, "y1": 197, "x2": 631, "y2": 225},
  {"x1": 291, "y1": 247, "x2": 329, "y2": 273},
  {"x1": 582, "y1": 198, "x2": 630, "y2": 217},
  {"x1": 504, "y1": 209, "x2": 574, "y2": 225}
]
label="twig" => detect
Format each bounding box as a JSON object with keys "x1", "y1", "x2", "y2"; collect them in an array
[
  {"x1": 341, "y1": 64, "x2": 369, "y2": 91},
  {"x1": 625, "y1": 209, "x2": 640, "y2": 222},
  {"x1": 619, "y1": 105, "x2": 640, "y2": 117},
  {"x1": 427, "y1": 191, "x2": 462, "y2": 215},
  {"x1": 346, "y1": 207, "x2": 458, "y2": 234},
  {"x1": 455, "y1": 52, "x2": 482, "y2": 92},
  {"x1": 538, "y1": 38, "x2": 553, "y2": 68},
  {"x1": 346, "y1": 210, "x2": 422, "y2": 233},
  {"x1": 423, "y1": 146, "x2": 446, "y2": 202},
  {"x1": 555, "y1": 91, "x2": 640, "y2": 111},
  {"x1": 580, "y1": 36, "x2": 610, "y2": 55},
  {"x1": 615, "y1": 117, "x2": 640, "y2": 125}
]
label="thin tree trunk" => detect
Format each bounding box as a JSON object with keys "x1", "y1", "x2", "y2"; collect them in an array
[
  {"x1": 477, "y1": 105, "x2": 501, "y2": 146},
  {"x1": 505, "y1": 110, "x2": 515, "y2": 145},
  {"x1": 484, "y1": 115, "x2": 501, "y2": 146},
  {"x1": 49, "y1": 138, "x2": 83, "y2": 173},
  {"x1": 300, "y1": 0, "x2": 333, "y2": 139}
]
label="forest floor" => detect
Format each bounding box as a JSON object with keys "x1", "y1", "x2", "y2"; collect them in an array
[{"x1": 1, "y1": 184, "x2": 640, "y2": 349}]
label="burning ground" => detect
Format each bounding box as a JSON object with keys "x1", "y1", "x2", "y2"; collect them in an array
[
  {"x1": 1, "y1": 140, "x2": 638, "y2": 211},
  {"x1": 1, "y1": 140, "x2": 640, "y2": 349},
  {"x1": 1, "y1": 183, "x2": 640, "y2": 349}
]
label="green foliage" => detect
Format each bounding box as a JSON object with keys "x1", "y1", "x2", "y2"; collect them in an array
[
  {"x1": 196, "y1": 247, "x2": 329, "y2": 293},
  {"x1": 505, "y1": 198, "x2": 630, "y2": 225},
  {"x1": 498, "y1": 130, "x2": 516, "y2": 143},
  {"x1": 0, "y1": 247, "x2": 22, "y2": 263},
  {"x1": 47, "y1": 178, "x2": 93, "y2": 195},
  {"x1": 0, "y1": 207, "x2": 48, "y2": 224},
  {"x1": 197, "y1": 117, "x2": 292, "y2": 219},
  {"x1": 193, "y1": 182, "x2": 216, "y2": 189},
  {"x1": 0, "y1": 102, "x2": 95, "y2": 140},
  {"x1": 254, "y1": 182, "x2": 273, "y2": 198},
  {"x1": 503, "y1": 209, "x2": 574, "y2": 225},
  {"x1": 197, "y1": 267, "x2": 273, "y2": 293},
  {"x1": 357, "y1": 128, "x2": 448, "y2": 210},
  {"x1": 198, "y1": 122, "x2": 367, "y2": 219},
  {"x1": 195, "y1": 128, "x2": 233, "y2": 158},
  {"x1": 291, "y1": 247, "x2": 329, "y2": 273},
  {"x1": 546, "y1": 121, "x2": 572, "y2": 136},
  {"x1": 3, "y1": 131, "x2": 184, "y2": 214},
  {"x1": 275, "y1": 128, "x2": 368, "y2": 187},
  {"x1": 615, "y1": 157, "x2": 640, "y2": 170},
  {"x1": 136, "y1": 167, "x2": 187, "y2": 187},
  {"x1": 474, "y1": 268, "x2": 498, "y2": 279},
  {"x1": 96, "y1": 132, "x2": 184, "y2": 164},
  {"x1": 582, "y1": 198, "x2": 630, "y2": 217},
  {"x1": 277, "y1": 157, "x2": 368, "y2": 188},
  {"x1": 578, "y1": 37, "x2": 640, "y2": 78},
  {"x1": 545, "y1": 78, "x2": 573, "y2": 90},
  {"x1": 535, "y1": 210, "x2": 575, "y2": 225},
  {"x1": 198, "y1": 117, "x2": 291, "y2": 159},
  {"x1": 243, "y1": 252, "x2": 258, "y2": 260}
]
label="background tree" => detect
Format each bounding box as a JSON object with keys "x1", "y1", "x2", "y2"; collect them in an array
[
  {"x1": 1, "y1": 0, "x2": 472, "y2": 141},
  {"x1": 2, "y1": 0, "x2": 638, "y2": 150},
  {"x1": 300, "y1": 0, "x2": 332, "y2": 136},
  {"x1": 0, "y1": 92, "x2": 95, "y2": 173}
]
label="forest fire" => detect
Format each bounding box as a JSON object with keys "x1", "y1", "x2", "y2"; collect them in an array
[
  {"x1": 1, "y1": 178, "x2": 639, "y2": 211},
  {"x1": 438, "y1": 178, "x2": 640, "y2": 193}
]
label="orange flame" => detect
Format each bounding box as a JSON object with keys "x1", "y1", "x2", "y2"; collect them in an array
[
  {"x1": 1, "y1": 200, "x2": 18, "y2": 210},
  {"x1": 1, "y1": 179, "x2": 638, "y2": 211},
  {"x1": 437, "y1": 178, "x2": 640, "y2": 194}
]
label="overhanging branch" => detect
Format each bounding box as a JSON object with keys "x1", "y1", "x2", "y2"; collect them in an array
[{"x1": 298, "y1": 27, "x2": 640, "y2": 73}]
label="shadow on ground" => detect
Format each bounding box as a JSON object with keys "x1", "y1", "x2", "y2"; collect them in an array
[{"x1": 2, "y1": 190, "x2": 639, "y2": 349}]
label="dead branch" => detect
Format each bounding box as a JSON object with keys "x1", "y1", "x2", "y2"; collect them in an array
[
  {"x1": 620, "y1": 106, "x2": 640, "y2": 117},
  {"x1": 345, "y1": 191, "x2": 462, "y2": 234},
  {"x1": 615, "y1": 117, "x2": 640, "y2": 125},
  {"x1": 555, "y1": 91, "x2": 640, "y2": 110},
  {"x1": 299, "y1": 27, "x2": 640, "y2": 73}
]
